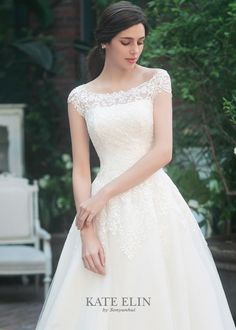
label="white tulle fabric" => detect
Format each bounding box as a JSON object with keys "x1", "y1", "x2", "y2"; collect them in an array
[{"x1": 35, "y1": 69, "x2": 235, "y2": 329}]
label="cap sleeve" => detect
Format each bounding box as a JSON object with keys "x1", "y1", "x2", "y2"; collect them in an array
[
  {"x1": 67, "y1": 87, "x2": 86, "y2": 118},
  {"x1": 152, "y1": 69, "x2": 172, "y2": 98}
]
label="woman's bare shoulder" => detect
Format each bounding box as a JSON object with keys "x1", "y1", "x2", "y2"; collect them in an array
[{"x1": 139, "y1": 66, "x2": 161, "y2": 79}]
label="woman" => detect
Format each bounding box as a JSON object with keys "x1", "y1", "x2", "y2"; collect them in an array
[{"x1": 36, "y1": 1, "x2": 235, "y2": 329}]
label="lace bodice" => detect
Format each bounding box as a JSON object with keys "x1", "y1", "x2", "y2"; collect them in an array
[
  {"x1": 67, "y1": 68, "x2": 172, "y2": 117},
  {"x1": 67, "y1": 68, "x2": 173, "y2": 259}
]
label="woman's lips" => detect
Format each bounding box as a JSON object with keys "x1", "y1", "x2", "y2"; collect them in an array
[{"x1": 126, "y1": 58, "x2": 137, "y2": 63}]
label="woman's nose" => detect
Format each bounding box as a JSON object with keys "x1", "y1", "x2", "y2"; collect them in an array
[{"x1": 130, "y1": 45, "x2": 139, "y2": 55}]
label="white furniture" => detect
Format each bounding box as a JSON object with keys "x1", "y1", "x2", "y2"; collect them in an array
[
  {"x1": 0, "y1": 104, "x2": 25, "y2": 176},
  {"x1": 0, "y1": 174, "x2": 52, "y2": 298}
]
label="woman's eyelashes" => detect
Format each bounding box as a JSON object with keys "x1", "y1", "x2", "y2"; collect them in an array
[{"x1": 121, "y1": 42, "x2": 144, "y2": 46}]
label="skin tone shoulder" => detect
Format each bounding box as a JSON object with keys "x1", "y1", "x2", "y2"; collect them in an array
[{"x1": 67, "y1": 23, "x2": 172, "y2": 276}]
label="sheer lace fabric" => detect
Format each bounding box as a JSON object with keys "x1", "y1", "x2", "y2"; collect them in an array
[{"x1": 67, "y1": 68, "x2": 172, "y2": 117}]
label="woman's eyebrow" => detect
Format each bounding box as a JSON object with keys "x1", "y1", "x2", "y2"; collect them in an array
[{"x1": 120, "y1": 36, "x2": 145, "y2": 40}]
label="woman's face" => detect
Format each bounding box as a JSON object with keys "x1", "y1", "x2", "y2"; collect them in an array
[{"x1": 104, "y1": 23, "x2": 145, "y2": 69}]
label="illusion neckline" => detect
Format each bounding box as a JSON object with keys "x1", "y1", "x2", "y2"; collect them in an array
[{"x1": 82, "y1": 69, "x2": 161, "y2": 96}]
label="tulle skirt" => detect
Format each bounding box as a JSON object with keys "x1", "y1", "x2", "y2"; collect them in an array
[{"x1": 35, "y1": 169, "x2": 235, "y2": 329}]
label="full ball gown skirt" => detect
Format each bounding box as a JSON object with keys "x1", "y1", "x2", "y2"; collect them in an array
[{"x1": 35, "y1": 69, "x2": 235, "y2": 329}]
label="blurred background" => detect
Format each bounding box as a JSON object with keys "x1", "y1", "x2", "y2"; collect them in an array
[{"x1": 0, "y1": 0, "x2": 235, "y2": 329}]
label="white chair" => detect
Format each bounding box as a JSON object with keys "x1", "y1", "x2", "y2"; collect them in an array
[{"x1": 0, "y1": 174, "x2": 52, "y2": 299}]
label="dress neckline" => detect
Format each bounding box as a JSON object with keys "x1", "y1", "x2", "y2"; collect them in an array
[{"x1": 82, "y1": 69, "x2": 160, "y2": 96}]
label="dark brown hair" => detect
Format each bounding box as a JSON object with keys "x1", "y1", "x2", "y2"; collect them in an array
[{"x1": 87, "y1": 1, "x2": 149, "y2": 81}]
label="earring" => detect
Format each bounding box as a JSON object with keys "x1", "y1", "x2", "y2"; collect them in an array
[{"x1": 101, "y1": 44, "x2": 106, "y2": 49}]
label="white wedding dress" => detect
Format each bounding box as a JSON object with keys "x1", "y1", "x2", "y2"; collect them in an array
[{"x1": 35, "y1": 68, "x2": 235, "y2": 329}]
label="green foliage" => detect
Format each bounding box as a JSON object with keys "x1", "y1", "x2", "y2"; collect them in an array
[
  {"x1": 13, "y1": 39, "x2": 53, "y2": 70},
  {"x1": 167, "y1": 164, "x2": 209, "y2": 203},
  {"x1": 38, "y1": 154, "x2": 74, "y2": 233},
  {"x1": 16, "y1": 0, "x2": 54, "y2": 29},
  {"x1": 223, "y1": 96, "x2": 236, "y2": 125},
  {"x1": 0, "y1": 1, "x2": 55, "y2": 100},
  {"x1": 144, "y1": 0, "x2": 236, "y2": 235}
]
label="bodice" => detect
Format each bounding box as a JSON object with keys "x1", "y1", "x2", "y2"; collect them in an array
[{"x1": 67, "y1": 68, "x2": 172, "y2": 181}]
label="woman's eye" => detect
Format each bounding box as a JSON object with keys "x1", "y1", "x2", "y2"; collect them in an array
[{"x1": 121, "y1": 42, "x2": 144, "y2": 46}]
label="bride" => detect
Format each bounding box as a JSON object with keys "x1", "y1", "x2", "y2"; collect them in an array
[{"x1": 35, "y1": 1, "x2": 235, "y2": 329}]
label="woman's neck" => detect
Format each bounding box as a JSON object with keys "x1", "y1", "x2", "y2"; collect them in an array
[{"x1": 99, "y1": 62, "x2": 140, "y2": 82}]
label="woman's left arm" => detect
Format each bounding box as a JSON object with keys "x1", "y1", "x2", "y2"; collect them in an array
[{"x1": 77, "y1": 71, "x2": 173, "y2": 229}]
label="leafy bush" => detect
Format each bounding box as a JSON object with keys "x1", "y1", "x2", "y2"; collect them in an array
[{"x1": 142, "y1": 0, "x2": 236, "y2": 235}]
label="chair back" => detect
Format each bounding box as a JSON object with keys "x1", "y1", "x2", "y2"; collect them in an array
[{"x1": 0, "y1": 175, "x2": 38, "y2": 245}]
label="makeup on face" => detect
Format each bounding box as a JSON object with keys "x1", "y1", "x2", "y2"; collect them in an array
[{"x1": 120, "y1": 36, "x2": 145, "y2": 64}]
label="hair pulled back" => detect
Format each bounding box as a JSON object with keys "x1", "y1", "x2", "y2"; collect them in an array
[{"x1": 87, "y1": 1, "x2": 149, "y2": 80}]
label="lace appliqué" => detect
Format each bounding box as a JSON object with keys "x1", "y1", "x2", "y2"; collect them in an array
[
  {"x1": 92, "y1": 170, "x2": 175, "y2": 260},
  {"x1": 67, "y1": 69, "x2": 172, "y2": 117},
  {"x1": 92, "y1": 167, "x2": 208, "y2": 260}
]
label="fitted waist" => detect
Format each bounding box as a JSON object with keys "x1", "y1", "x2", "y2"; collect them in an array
[
  {"x1": 98, "y1": 160, "x2": 141, "y2": 179},
  {"x1": 93, "y1": 162, "x2": 165, "y2": 189},
  {"x1": 98, "y1": 151, "x2": 151, "y2": 174}
]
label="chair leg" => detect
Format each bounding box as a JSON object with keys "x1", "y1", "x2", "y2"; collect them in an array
[
  {"x1": 35, "y1": 274, "x2": 40, "y2": 293},
  {"x1": 43, "y1": 275, "x2": 51, "y2": 300},
  {"x1": 21, "y1": 275, "x2": 29, "y2": 286}
]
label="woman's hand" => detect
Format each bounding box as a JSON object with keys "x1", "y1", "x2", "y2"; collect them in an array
[
  {"x1": 76, "y1": 188, "x2": 110, "y2": 231},
  {"x1": 80, "y1": 226, "x2": 106, "y2": 276}
]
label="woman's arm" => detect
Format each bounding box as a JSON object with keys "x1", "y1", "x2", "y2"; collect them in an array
[
  {"x1": 67, "y1": 102, "x2": 91, "y2": 214},
  {"x1": 67, "y1": 100, "x2": 106, "y2": 275}
]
